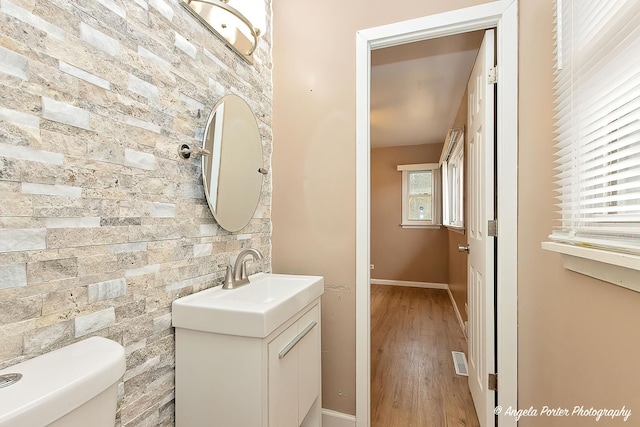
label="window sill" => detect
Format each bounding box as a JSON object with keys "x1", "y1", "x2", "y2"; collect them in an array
[
  {"x1": 400, "y1": 224, "x2": 441, "y2": 229},
  {"x1": 542, "y1": 242, "x2": 640, "y2": 293}
]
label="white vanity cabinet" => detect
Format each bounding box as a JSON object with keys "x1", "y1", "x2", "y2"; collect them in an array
[{"x1": 173, "y1": 291, "x2": 322, "y2": 427}]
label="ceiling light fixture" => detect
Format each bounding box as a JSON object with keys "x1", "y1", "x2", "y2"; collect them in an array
[{"x1": 181, "y1": 0, "x2": 265, "y2": 64}]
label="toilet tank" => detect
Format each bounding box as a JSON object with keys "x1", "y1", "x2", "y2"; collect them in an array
[{"x1": 0, "y1": 337, "x2": 126, "y2": 427}]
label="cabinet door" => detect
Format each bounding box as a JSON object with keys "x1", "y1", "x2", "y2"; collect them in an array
[
  {"x1": 268, "y1": 304, "x2": 321, "y2": 427},
  {"x1": 297, "y1": 306, "x2": 320, "y2": 421},
  {"x1": 268, "y1": 321, "x2": 299, "y2": 427}
]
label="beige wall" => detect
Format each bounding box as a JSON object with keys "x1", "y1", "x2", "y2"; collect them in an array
[
  {"x1": 370, "y1": 144, "x2": 448, "y2": 284},
  {"x1": 518, "y1": 1, "x2": 640, "y2": 424},
  {"x1": 274, "y1": 0, "x2": 640, "y2": 421},
  {"x1": 271, "y1": 0, "x2": 488, "y2": 415},
  {"x1": 448, "y1": 231, "x2": 467, "y2": 321}
]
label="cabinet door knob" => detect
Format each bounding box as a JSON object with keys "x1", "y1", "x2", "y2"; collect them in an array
[{"x1": 458, "y1": 244, "x2": 470, "y2": 253}]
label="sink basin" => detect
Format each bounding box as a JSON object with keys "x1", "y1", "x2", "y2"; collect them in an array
[{"x1": 172, "y1": 273, "x2": 324, "y2": 338}]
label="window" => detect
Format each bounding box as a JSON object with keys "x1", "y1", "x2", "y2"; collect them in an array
[
  {"x1": 440, "y1": 128, "x2": 464, "y2": 229},
  {"x1": 397, "y1": 163, "x2": 440, "y2": 228},
  {"x1": 543, "y1": 0, "x2": 640, "y2": 289}
]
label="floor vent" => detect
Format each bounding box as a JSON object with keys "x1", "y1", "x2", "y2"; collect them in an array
[{"x1": 452, "y1": 351, "x2": 469, "y2": 376}]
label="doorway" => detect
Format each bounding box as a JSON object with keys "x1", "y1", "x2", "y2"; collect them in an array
[
  {"x1": 368, "y1": 29, "x2": 484, "y2": 425},
  {"x1": 355, "y1": 2, "x2": 518, "y2": 426}
]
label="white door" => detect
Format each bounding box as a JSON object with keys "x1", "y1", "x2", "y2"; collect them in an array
[{"x1": 467, "y1": 29, "x2": 496, "y2": 427}]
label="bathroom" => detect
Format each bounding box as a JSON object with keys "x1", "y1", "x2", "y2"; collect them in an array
[
  {"x1": 3, "y1": 1, "x2": 640, "y2": 427},
  {"x1": 0, "y1": 0, "x2": 273, "y2": 425}
]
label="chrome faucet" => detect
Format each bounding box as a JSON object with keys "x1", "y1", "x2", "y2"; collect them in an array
[{"x1": 222, "y1": 248, "x2": 264, "y2": 289}]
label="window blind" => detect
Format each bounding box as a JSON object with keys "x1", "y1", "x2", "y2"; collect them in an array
[{"x1": 551, "y1": 0, "x2": 640, "y2": 254}]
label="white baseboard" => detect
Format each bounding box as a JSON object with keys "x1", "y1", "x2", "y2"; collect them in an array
[
  {"x1": 446, "y1": 286, "x2": 467, "y2": 339},
  {"x1": 322, "y1": 409, "x2": 356, "y2": 427},
  {"x1": 370, "y1": 278, "x2": 448, "y2": 289}
]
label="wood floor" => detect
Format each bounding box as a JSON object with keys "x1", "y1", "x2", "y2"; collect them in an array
[{"x1": 370, "y1": 284, "x2": 480, "y2": 427}]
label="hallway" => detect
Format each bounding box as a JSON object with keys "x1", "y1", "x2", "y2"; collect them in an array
[{"x1": 370, "y1": 285, "x2": 479, "y2": 426}]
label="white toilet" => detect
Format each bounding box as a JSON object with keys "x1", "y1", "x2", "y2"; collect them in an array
[{"x1": 0, "y1": 336, "x2": 126, "y2": 427}]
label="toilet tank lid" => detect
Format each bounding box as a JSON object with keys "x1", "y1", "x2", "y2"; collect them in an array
[{"x1": 0, "y1": 337, "x2": 125, "y2": 427}]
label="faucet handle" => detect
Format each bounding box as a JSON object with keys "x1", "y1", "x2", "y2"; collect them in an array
[
  {"x1": 222, "y1": 265, "x2": 234, "y2": 289},
  {"x1": 240, "y1": 259, "x2": 249, "y2": 280}
]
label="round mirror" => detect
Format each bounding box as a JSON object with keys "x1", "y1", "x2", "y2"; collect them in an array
[{"x1": 202, "y1": 94, "x2": 264, "y2": 232}]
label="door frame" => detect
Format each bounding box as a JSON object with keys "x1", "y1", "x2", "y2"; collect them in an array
[{"x1": 355, "y1": 1, "x2": 518, "y2": 426}]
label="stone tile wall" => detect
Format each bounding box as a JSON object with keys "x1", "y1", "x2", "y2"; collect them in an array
[{"x1": 0, "y1": 0, "x2": 272, "y2": 425}]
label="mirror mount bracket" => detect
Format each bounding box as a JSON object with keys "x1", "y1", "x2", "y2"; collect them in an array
[{"x1": 178, "y1": 143, "x2": 211, "y2": 159}]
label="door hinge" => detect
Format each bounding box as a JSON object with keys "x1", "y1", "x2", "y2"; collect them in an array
[
  {"x1": 488, "y1": 66, "x2": 498, "y2": 84},
  {"x1": 489, "y1": 373, "x2": 498, "y2": 391},
  {"x1": 488, "y1": 219, "x2": 498, "y2": 237}
]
